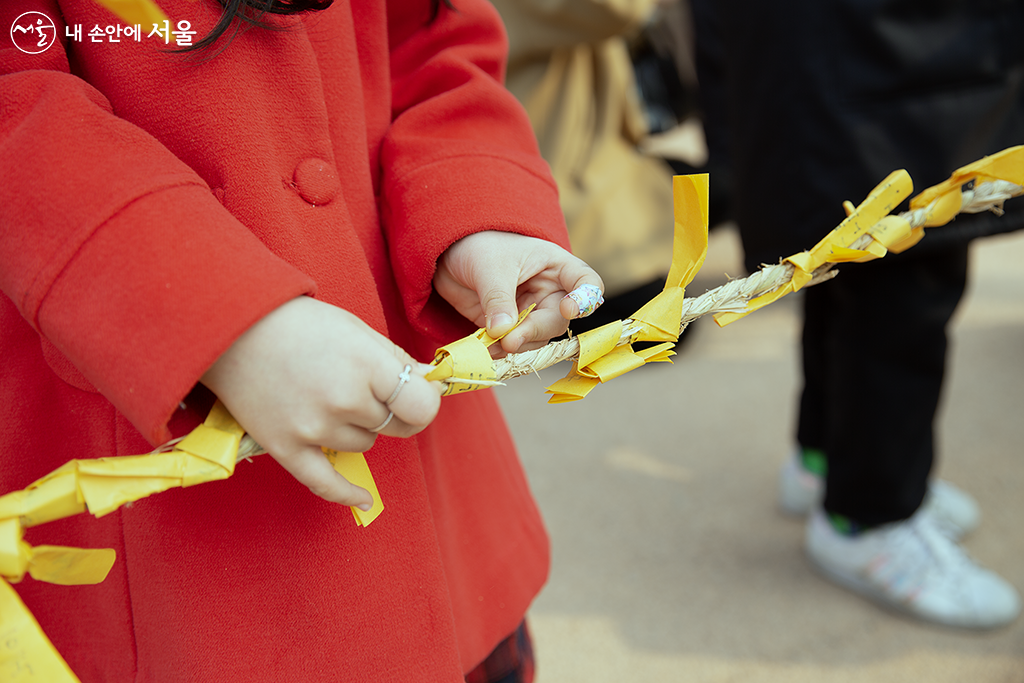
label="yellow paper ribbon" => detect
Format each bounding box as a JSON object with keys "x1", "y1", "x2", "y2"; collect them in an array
[
  {"x1": 0, "y1": 402, "x2": 244, "y2": 682},
  {"x1": 0, "y1": 401, "x2": 243, "y2": 536},
  {"x1": 632, "y1": 174, "x2": 710, "y2": 341},
  {"x1": 425, "y1": 305, "x2": 534, "y2": 394},
  {"x1": 0, "y1": 402, "x2": 240, "y2": 592},
  {"x1": 0, "y1": 578, "x2": 80, "y2": 682},
  {"x1": 0, "y1": 399, "x2": 385, "y2": 680},
  {"x1": 545, "y1": 174, "x2": 709, "y2": 402},
  {"x1": 0, "y1": 516, "x2": 115, "y2": 588},
  {"x1": 323, "y1": 449, "x2": 384, "y2": 527},
  {"x1": 713, "y1": 148, "x2": 1023, "y2": 327},
  {"x1": 714, "y1": 170, "x2": 914, "y2": 326},
  {"x1": 909, "y1": 145, "x2": 1024, "y2": 226}
]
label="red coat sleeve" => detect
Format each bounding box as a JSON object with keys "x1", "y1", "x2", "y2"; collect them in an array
[
  {"x1": 0, "y1": 4, "x2": 315, "y2": 446},
  {"x1": 379, "y1": 0, "x2": 572, "y2": 334}
]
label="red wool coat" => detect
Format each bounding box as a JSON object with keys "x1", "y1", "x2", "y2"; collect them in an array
[{"x1": 0, "y1": 1, "x2": 569, "y2": 680}]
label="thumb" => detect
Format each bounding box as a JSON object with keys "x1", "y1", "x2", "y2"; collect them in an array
[{"x1": 477, "y1": 273, "x2": 521, "y2": 338}]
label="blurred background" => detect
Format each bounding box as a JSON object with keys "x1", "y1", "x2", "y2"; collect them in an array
[
  {"x1": 500, "y1": 224, "x2": 1024, "y2": 682},
  {"x1": 490, "y1": 0, "x2": 1024, "y2": 678}
]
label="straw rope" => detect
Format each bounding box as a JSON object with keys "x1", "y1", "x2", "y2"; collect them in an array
[
  {"x1": 221, "y1": 179, "x2": 1020, "y2": 461},
  {"x1": 492, "y1": 179, "x2": 1023, "y2": 382}
]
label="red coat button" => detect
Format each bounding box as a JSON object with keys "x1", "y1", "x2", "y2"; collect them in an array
[{"x1": 293, "y1": 158, "x2": 340, "y2": 205}]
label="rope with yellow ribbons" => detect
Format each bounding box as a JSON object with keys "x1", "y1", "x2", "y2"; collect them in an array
[
  {"x1": 1, "y1": 402, "x2": 240, "y2": 681},
  {"x1": 492, "y1": 146, "x2": 1024, "y2": 394},
  {"x1": 0, "y1": 401, "x2": 379, "y2": 681},
  {"x1": 1, "y1": 126, "x2": 1019, "y2": 682}
]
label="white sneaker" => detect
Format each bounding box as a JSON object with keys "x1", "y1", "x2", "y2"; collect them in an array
[
  {"x1": 778, "y1": 450, "x2": 982, "y2": 539},
  {"x1": 806, "y1": 509, "x2": 1021, "y2": 629}
]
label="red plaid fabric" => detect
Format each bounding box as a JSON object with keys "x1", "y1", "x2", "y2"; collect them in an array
[{"x1": 465, "y1": 621, "x2": 535, "y2": 683}]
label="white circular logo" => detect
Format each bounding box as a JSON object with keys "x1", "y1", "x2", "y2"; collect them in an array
[{"x1": 10, "y1": 11, "x2": 56, "y2": 55}]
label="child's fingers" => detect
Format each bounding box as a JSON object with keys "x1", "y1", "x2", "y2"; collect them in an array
[
  {"x1": 552, "y1": 254, "x2": 604, "y2": 313},
  {"x1": 499, "y1": 304, "x2": 570, "y2": 354},
  {"x1": 368, "y1": 359, "x2": 441, "y2": 435},
  {"x1": 477, "y1": 277, "x2": 523, "y2": 338},
  {"x1": 560, "y1": 283, "x2": 605, "y2": 320},
  {"x1": 274, "y1": 444, "x2": 375, "y2": 510},
  {"x1": 373, "y1": 375, "x2": 447, "y2": 438}
]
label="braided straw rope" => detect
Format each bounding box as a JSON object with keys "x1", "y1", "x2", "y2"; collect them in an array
[{"x1": 493, "y1": 179, "x2": 1023, "y2": 382}]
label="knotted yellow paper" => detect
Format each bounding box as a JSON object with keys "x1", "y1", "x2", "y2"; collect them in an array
[
  {"x1": 0, "y1": 516, "x2": 115, "y2": 587},
  {"x1": 545, "y1": 343, "x2": 676, "y2": 403},
  {"x1": 0, "y1": 402, "x2": 244, "y2": 591},
  {"x1": 713, "y1": 148, "x2": 1023, "y2": 327},
  {"x1": 426, "y1": 306, "x2": 534, "y2": 394},
  {"x1": 714, "y1": 170, "x2": 914, "y2": 326},
  {"x1": 0, "y1": 399, "x2": 387, "y2": 682},
  {"x1": 0, "y1": 400, "x2": 384, "y2": 543},
  {"x1": 578, "y1": 321, "x2": 626, "y2": 369},
  {"x1": 909, "y1": 145, "x2": 1024, "y2": 225},
  {"x1": 0, "y1": 401, "x2": 245, "y2": 681},
  {"x1": 632, "y1": 174, "x2": 710, "y2": 342},
  {"x1": 0, "y1": 402, "x2": 243, "y2": 532},
  {"x1": 545, "y1": 175, "x2": 709, "y2": 402}
]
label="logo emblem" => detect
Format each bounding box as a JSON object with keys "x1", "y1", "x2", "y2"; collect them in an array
[{"x1": 10, "y1": 11, "x2": 56, "y2": 55}]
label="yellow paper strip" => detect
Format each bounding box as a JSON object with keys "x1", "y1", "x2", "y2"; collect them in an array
[
  {"x1": 78, "y1": 469, "x2": 180, "y2": 518},
  {"x1": 910, "y1": 145, "x2": 1024, "y2": 223},
  {"x1": 545, "y1": 365, "x2": 601, "y2": 403},
  {"x1": 0, "y1": 471, "x2": 84, "y2": 530},
  {"x1": 888, "y1": 226, "x2": 926, "y2": 254},
  {"x1": 636, "y1": 342, "x2": 676, "y2": 363},
  {"x1": 426, "y1": 306, "x2": 534, "y2": 395},
  {"x1": 0, "y1": 518, "x2": 29, "y2": 583},
  {"x1": 666, "y1": 174, "x2": 710, "y2": 289},
  {"x1": 630, "y1": 174, "x2": 710, "y2": 343},
  {"x1": 713, "y1": 267, "x2": 812, "y2": 327},
  {"x1": 584, "y1": 345, "x2": 647, "y2": 382},
  {"x1": 176, "y1": 424, "x2": 240, "y2": 486},
  {"x1": 576, "y1": 321, "x2": 624, "y2": 370},
  {"x1": 547, "y1": 174, "x2": 707, "y2": 400},
  {"x1": 0, "y1": 579, "x2": 80, "y2": 682},
  {"x1": 630, "y1": 287, "x2": 685, "y2": 342},
  {"x1": 323, "y1": 449, "x2": 384, "y2": 526},
  {"x1": 865, "y1": 215, "x2": 912, "y2": 250},
  {"x1": 915, "y1": 187, "x2": 963, "y2": 228},
  {"x1": 796, "y1": 170, "x2": 913, "y2": 273},
  {"x1": 429, "y1": 335, "x2": 499, "y2": 395},
  {"x1": 715, "y1": 170, "x2": 914, "y2": 327},
  {"x1": 27, "y1": 546, "x2": 116, "y2": 586},
  {"x1": 203, "y1": 400, "x2": 246, "y2": 436}
]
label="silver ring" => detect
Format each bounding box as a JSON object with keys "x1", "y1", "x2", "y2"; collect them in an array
[
  {"x1": 384, "y1": 364, "x2": 413, "y2": 406},
  {"x1": 369, "y1": 411, "x2": 394, "y2": 433}
]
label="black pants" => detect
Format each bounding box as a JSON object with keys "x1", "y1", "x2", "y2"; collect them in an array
[
  {"x1": 797, "y1": 243, "x2": 969, "y2": 526},
  {"x1": 689, "y1": 0, "x2": 1021, "y2": 527}
]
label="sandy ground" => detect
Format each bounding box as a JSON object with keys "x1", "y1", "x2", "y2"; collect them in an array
[{"x1": 496, "y1": 224, "x2": 1024, "y2": 683}]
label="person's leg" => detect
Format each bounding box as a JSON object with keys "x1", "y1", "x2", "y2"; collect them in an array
[
  {"x1": 794, "y1": 276, "x2": 832, "y2": 474},
  {"x1": 810, "y1": 244, "x2": 968, "y2": 526},
  {"x1": 797, "y1": 242, "x2": 1019, "y2": 629}
]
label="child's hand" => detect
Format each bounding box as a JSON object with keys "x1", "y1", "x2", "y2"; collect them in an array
[
  {"x1": 434, "y1": 231, "x2": 604, "y2": 355},
  {"x1": 201, "y1": 296, "x2": 442, "y2": 508}
]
